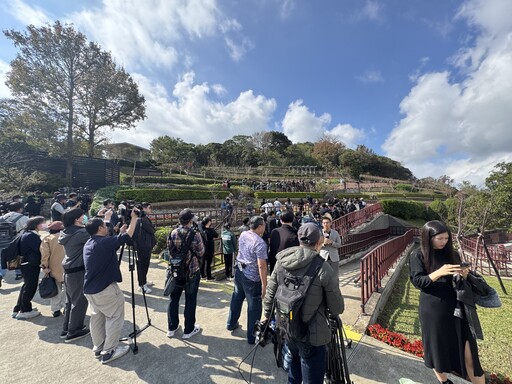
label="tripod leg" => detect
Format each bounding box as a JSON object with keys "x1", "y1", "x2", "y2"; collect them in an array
[{"x1": 128, "y1": 246, "x2": 138, "y2": 354}]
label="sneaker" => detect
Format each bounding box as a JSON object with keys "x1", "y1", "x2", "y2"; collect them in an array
[
  {"x1": 94, "y1": 350, "x2": 102, "y2": 359},
  {"x1": 53, "y1": 310, "x2": 62, "y2": 318},
  {"x1": 227, "y1": 322, "x2": 239, "y2": 331},
  {"x1": 16, "y1": 309, "x2": 41, "y2": 320},
  {"x1": 15, "y1": 274, "x2": 23, "y2": 280},
  {"x1": 138, "y1": 285, "x2": 152, "y2": 294},
  {"x1": 65, "y1": 328, "x2": 90, "y2": 342},
  {"x1": 182, "y1": 325, "x2": 201, "y2": 340},
  {"x1": 145, "y1": 281, "x2": 154, "y2": 287},
  {"x1": 60, "y1": 331, "x2": 68, "y2": 339},
  {"x1": 11, "y1": 312, "x2": 18, "y2": 319},
  {"x1": 166, "y1": 329, "x2": 175, "y2": 338},
  {"x1": 101, "y1": 345, "x2": 130, "y2": 364}
]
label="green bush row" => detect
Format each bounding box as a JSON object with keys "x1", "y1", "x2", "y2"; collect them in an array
[
  {"x1": 394, "y1": 184, "x2": 419, "y2": 192},
  {"x1": 122, "y1": 175, "x2": 218, "y2": 185},
  {"x1": 115, "y1": 188, "x2": 230, "y2": 202},
  {"x1": 375, "y1": 192, "x2": 447, "y2": 199},
  {"x1": 381, "y1": 199, "x2": 439, "y2": 221}
]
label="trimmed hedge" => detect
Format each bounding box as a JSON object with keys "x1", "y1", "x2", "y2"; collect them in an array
[
  {"x1": 116, "y1": 188, "x2": 230, "y2": 202},
  {"x1": 155, "y1": 226, "x2": 172, "y2": 253},
  {"x1": 374, "y1": 192, "x2": 447, "y2": 200},
  {"x1": 254, "y1": 192, "x2": 324, "y2": 199},
  {"x1": 381, "y1": 199, "x2": 439, "y2": 221},
  {"x1": 122, "y1": 175, "x2": 217, "y2": 185}
]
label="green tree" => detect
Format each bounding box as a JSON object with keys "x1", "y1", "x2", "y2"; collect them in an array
[
  {"x1": 486, "y1": 162, "x2": 512, "y2": 229},
  {"x1": 150, "y1": 136, "x2": 196, "y2": 173},
  {"x1": 3, "y1": 21, "x2": 145, "y2": 178}
]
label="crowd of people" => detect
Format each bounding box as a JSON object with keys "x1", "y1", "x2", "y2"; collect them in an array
[{"x1": 0, "y1": 191, "x2": 488, "y2": 383}]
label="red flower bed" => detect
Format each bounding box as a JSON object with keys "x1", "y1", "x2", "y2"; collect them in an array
[
  {"x1": 367, "y1": 323, "x2": 424, "y2": 358},
  {"x1": 367, "y1": 324, "x2": 512, "y2": 384}
]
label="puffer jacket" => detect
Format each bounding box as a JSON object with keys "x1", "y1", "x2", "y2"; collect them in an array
[
  {"x1": 263, "y1": 246, "x2": 344, "y2": 346},
  {"x1": 59, "y1": 225, "x2": 90, "y2": 273}
]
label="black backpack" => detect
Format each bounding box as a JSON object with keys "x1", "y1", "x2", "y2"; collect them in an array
[
  {"x1": 0, "y1": 214, "x2": 23, "y2": 250},
  {"x1": 274, "y1": 255, "x2": 324, "y2": 342},
  {"x1": 168, "y1": 228, "x2": 197, "y2": 285}
]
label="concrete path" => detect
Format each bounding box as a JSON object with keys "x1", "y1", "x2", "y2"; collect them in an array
[{"x1": 1, "y1": 253, "x2": 467, "y2": 383}]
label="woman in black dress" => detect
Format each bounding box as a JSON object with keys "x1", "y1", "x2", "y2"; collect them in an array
[{"x1": 410, "y1": 220, "x2": 484, "y2": 384}]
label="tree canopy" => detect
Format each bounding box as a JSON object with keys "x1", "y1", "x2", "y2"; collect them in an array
[{"x1": 2, "y1": 21, "x2": 145, "y2": 179}]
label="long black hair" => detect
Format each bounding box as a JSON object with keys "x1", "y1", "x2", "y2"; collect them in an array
[{"x1": 420, "y1": 220, "x2": 459, "y2": 273}]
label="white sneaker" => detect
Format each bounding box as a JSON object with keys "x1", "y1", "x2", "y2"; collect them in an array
[
  {"x1": 166, "y1": 329, "x2": 175, "y2": 338},
  {"x1": 182, "y1": 325, "x2": 201, "y2": 339},
  {"x1": 16, "y1": 309, "x2": 41, "y2": 320},
  {"x1": 145, "y1": 281, "x2": 154, "y2": 287},
  {"x1": 138, "y1": 285, "x2": 152, "y2": 294},
  {"x1": 101, "y1": 345, "x2": 130, "y2": 364}
]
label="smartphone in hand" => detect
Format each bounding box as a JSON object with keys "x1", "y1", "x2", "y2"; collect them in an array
[{"x1": 460, "y1": 262, "x2": 471, "y2": 268}]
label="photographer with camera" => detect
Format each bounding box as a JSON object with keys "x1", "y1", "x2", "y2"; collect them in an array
[
  {"x1": 133, "y1": 202, "x2": 157, "y2": 294},
  {"x1": 263, "y1": 222, "x2": 344, "y2": 384},
  {"x1": 83, "y1": 208, "x2": 139, "y2": 363}
]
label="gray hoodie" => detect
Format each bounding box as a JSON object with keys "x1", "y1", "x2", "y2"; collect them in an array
[
  {"x1": 59, "y1": 225, "x2": 90, "y2": 272},
  {"x1": 263, "y1": 246, "x2": 344, "y2": 346}
]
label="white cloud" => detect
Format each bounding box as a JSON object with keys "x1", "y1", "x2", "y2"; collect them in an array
[
  {"x1": 383, "y1": 0, "x2": 512, "y2": 185},
  {"x1": 109, "y1": 71, "x2": 277, "y2": 147},
  {"x1": 278, "y1": 0, "x2": 296, "y2": 20},
  {"x1": 356, "y1": 70, "x2": 384, "y2": 84},
  {"x1": 0, "y1": 60, "x2": 12, "y2": 98},
  {"x1": 362, "y1": 0, "x2": 381, "y2": 21},
  {"x1": 282, "y1": 100, "x2": 365, "y2": 147},
  {"x1": 7, "y1": 0, "x2": 50, "y2": 26}
]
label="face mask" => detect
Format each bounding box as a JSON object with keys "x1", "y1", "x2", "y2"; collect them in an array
[{"x1": 83, "y1": 215, "x2": 89, "y2": 225}]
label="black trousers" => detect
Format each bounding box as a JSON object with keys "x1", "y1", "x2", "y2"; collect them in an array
[
  {"x1": 201, "y1": 251, "x2": 214, "y2": 279},
  {"x1": 14, "y1": 264, "x2": 40, "y2": 313},
  {"x1": 136, "y1": 248, "x2": 152, "y2": 287},
  {"x1": 224, "y1": 253, "x2": 233, "y2": 278}
]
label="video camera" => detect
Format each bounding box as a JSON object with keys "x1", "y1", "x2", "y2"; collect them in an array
[
  {"x1": 253, "y1": 319, "x2": 275, "y2": 347},
  {"x1": 120, "y1": 201, "x2": 145, "y2": 226}
]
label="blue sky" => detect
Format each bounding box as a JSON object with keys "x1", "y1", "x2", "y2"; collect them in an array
[{"x1": 1, "y1": 0, "x2": 511, "y2": 186}]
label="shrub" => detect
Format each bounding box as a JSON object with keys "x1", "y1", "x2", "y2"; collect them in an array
[
  {"x1": 429, "y1": 199, "x2": 447, "y2": 220},
  {"x1": 395, "y1": 184, "x2": 418, "y2": 192},
  {"x1": 154, "y1": 226, "x2": 172, "y2": 253},
  {"x1": 381, "y1": 199, "x2": 427, "y2": 220},
  {"x1": 122, "y1": 175, "x2": 217, "y2": 185},
  {"x1": 116, "y1": 188, "x2": 230, "y2": 202}
]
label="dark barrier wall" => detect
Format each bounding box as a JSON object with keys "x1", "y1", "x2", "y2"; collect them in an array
[{"x1": 31, "y1": 152, "x2": 120, "y2": 189}]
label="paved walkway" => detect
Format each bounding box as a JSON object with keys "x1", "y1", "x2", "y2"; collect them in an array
[{"x1": 1, "y1": 252, "x2": 467, "y2": 383}]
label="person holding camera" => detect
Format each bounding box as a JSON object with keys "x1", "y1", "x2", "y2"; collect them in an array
[
  {"x1": 133, "y1": 202, "x2": 157, "y2": 294},
  {"x1": 410, "y1": 221, "x2": 484, "y2": 384},
  {"x1": 83, "y1": 208, "x2": 138, "y2": 364},
  {"x1": 226, "y1": 216, "x2": 268, "y2": 345},
  {"x1": 263, "y1": 222, "x2": 344, "y2": 384},
  {"x1": 59, "y1": 208, "x2": 91, "y2": 342},
  {"x1": 200, "y1": 217, "x2": 218, "y2": 281}
]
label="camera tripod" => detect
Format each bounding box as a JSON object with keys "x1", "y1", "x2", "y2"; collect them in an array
[
  {"x1": 326, "y1": 316, "x2": 352, "y2": 384},
  {"x1": 118, "y1": 240, "x2": 152, "y2": 354}
]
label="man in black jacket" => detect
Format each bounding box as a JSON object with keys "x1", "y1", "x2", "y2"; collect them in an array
[
  {"x1": 268, "y1": 211, "x2": 299, "y2": 274},
  {"x1": 133, "y1": 202, "x2": 157, "y2": 294}
]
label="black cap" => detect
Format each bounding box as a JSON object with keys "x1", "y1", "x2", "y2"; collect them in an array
[{"x1": 179, "y1": 209, "x2": 194, "y2": 224}]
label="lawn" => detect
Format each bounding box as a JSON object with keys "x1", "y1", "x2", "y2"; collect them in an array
[{"x1": 377, "y1": 262, "x2": 512, "y2": 379}]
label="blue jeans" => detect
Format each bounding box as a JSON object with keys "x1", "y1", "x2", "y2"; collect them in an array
[
  {"x1": 287, "y1": 341, "x2": 326, "y2": 384},
  {"x1": 167, "y1": 271, "x2": 200, "y2": 334},
  {"x1": 227, "y1": 268, "x2": 262, "y2": 344}
]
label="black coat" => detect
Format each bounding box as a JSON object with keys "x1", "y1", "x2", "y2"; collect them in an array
[
  {"x1": 134, "y1": 216, "x2": 156, "y2": 251},
  {"x1": 410, "y1": 249, "x2": 484, "y2": 378},
  {"x1": 268, "y1": 224, "x2": 299, "y2": 264}
]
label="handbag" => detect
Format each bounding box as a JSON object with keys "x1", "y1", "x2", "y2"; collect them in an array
[
  {"x1": 7, "y1": 255, "x2": 22, "y2": 270},
  {"x1": 468, "y1": 271, "x2": 502, "y2": 308},
  {"x1": 163, "y1": 266, "x2": 175, "y2": 296},
  {"x1": 39, "y1": 274, "x2": 59, "y2": 299}
]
